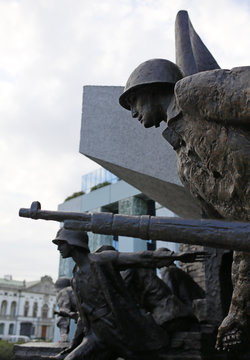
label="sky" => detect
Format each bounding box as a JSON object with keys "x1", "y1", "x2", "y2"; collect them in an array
[{"x1": 0, "y1": 0, "x2": 249, "y2": 282}]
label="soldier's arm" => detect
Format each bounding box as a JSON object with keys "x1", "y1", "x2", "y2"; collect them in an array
[
  {"x1": 115, "y1": 249, "x2": 207, "y2": 270},
  {"x1": 175, "y1": 67, "x2": 249, "y2": 126}
]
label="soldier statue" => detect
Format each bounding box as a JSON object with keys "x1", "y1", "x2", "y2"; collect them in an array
[
  {"x1": 18, "y1": 9, "x2": 249, "y2": 357},
  {"x1": 119, "y1": 47, "x2": 250, "y2": 353},
  {"x1": 54, "y1": 277, "x2": 78, "y2": 343},
  {"x1": 49, "y1": 226, "x2": 206, "y2": 360}
]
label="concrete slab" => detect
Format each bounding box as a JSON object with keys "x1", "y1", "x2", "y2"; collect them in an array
[{"x1": 80, "y1": 85, "x2": 201, "y2": 218}]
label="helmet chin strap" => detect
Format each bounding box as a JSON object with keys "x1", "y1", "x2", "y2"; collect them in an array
[{"x1": 162, "y1": 127, "x2": 183, "y2": 150}]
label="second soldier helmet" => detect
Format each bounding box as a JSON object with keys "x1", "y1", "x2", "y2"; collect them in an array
[{"x1": 52, "y1": 227, "x2": 89, "y2": 251}]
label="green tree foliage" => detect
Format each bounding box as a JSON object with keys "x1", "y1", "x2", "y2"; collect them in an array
[
  {"x1": 90, "y1": 181, "x2": 111, "y2": 192},
  {"x1": 0, "y1": 341, "x2": 14, "y2": 360},
  {"x1": 64, "y1": 191, "x2": 85, "y2": 202}
]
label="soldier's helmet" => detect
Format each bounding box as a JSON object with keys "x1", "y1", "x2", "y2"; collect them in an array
[
  {"x1": 55, "y1": 277, "x2": 71, "y2": 290},
  {"x1": 119, "y1": 58, "x2": 183, "y2": 110},
  {"x1": 52, "y1": 227, "x2": 89, "y2": 252}
]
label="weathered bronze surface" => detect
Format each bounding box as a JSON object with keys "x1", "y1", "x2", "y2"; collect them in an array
[
  {"x1": 18, "y1": 9, "x2": 249, "y2": 358},
  {"x1": 119, "y1": 10, "x2": 250, "y2": 353},
  {"x1": 48, "y1": 227, "x2": 208, "y2": 359}
]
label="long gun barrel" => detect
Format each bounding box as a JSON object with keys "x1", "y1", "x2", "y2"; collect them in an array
[{"x1": 19, "y1": 201, "x2": 250, "y2": 252}]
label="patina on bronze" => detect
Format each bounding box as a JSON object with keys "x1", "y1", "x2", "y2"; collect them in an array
[
  {"x1": 119, "y1": 11, "x2": 250, "y2": 353},
  {"x1": 48, "y1": 226, "x2": 208, "y2": 360},
  {"x1": 18, "y1": 9, "x2": 249, "y2": 357}
]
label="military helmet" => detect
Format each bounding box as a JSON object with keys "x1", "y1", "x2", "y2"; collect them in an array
[
  {"x1": 119, "y1": 58, "x2": 183, "y2": 110},
  {"x1": 52, "y1": 227, "x2": 89, "y2": 251},
  {"x1": 55, "y1": 277, "x2": 71, "y2": 290}
]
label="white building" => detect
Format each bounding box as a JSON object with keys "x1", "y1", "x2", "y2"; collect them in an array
[{"x1": 0, "y1": 275, "x2": 56, "y2": 341}]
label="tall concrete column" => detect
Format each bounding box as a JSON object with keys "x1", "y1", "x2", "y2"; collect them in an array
[
  {"x1": 118, "y1": 196, "x2": 148, "y2": 252},
  {"x1": 88, "y1": 207, "x2": 113, "y2": 252}
]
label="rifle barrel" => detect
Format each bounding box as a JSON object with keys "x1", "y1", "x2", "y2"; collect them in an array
[
  {"x1": 19, "y1": 202, "x2": 250, "y2": 252},
  {"x1": 66, "y1": 213, "x2": 250, "y2": 252}
]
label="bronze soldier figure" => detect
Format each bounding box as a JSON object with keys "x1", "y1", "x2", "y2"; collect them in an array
[
  {"x1": 54, "y1": 277, "x2": 78, "y2": 343},
  {"x1": 51, "y1": 227, "x2": 206, "y2": 359},
  {"x1": 119, "y1": 58, "x2": 250, "y2": 352}
]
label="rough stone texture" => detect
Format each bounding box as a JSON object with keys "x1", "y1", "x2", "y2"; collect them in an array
[{"x1": 80, "y1": 85, "x2": 201, "y2": 219}]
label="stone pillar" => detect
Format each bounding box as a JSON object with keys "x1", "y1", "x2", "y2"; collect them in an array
[
  {"x1": 118, "y1": 196, "x2": 148, "y2": 252},
  {"x1": 88, "y1": 207, "x2": 113, "y2": 253}
]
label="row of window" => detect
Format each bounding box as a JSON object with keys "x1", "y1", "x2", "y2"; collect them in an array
[
  {"x1": 0, "y1": 322, "x2": 36, "y2": 336},
  {"x1": 0, "y1": 301, "x2": 16, "y2": 317},
  {"x1": 0, "y1": 300, "x2": 49, "y2": 318},
  {"x1": 0, "y1": 323, "x2": 14, "y2": 335},
  {"x1": 0, "y1": 292, "x2": 17, "y2": 296}
]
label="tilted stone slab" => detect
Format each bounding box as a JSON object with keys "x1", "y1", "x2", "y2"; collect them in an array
[{"x1": 80, "y1": 85, "x2": 201, "y2": 218}]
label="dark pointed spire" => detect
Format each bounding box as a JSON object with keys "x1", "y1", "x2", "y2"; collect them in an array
[{"x1": 175, "y1": 10, "x2": 220, "y2": 76}]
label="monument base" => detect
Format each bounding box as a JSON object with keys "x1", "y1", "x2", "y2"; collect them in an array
[
  {"x1": 14, "y1": 341, "x2": 69, "y2": 360},
  {"x1": 14, "y1": 332, "x2": 250, "y2": 360}
]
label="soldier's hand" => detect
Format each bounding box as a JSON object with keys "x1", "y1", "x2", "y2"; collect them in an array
[
  {"x1": 178, "y1": 251, "x2": 209, "y2": 263},
  {"x1": 69, "y1": 311, "x2": 78, "y2": 321}
]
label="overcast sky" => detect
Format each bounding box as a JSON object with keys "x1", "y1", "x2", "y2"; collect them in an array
[{"x1": 0, "y1": 0, "x2": 249, "y2": 282}]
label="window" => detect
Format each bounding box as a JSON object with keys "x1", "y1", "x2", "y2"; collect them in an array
[
  {"x1": 20, "y1": 322, "x2": 32, "y2": 337},
  {"x1": 0, "y1": 301, "x2": 7, "y2": 316},
  {"x1": 32, "y1": 302, "x2": 38, "y2": 317},
  {"x1": 10, "y1": 301, "x2": 17, "y2": 317},
  {"x1": 42, "y1": 304, "x2": 49, "y2": 319},
  {"x1": 8, "y1": 323, "x2": 14, "y2": 335},
  {"x1": 24, "y1": 301, "x2": 29, "y2": 317},
  {"x1": 0, "y1": 323, "x2": 4, "y2": 335}
]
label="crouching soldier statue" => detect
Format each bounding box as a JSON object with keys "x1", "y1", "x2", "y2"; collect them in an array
[{"x1": 49, "y1": 227, "x2": 207, "y2": 360}]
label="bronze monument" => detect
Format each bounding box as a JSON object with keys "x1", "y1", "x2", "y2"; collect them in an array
[
  {"x1": 18, "y1": 9, "x2": 249, "y2": 359},
  {"x1": 119, "y1": 10, "x2": 250, "y2": 353},
  {"x1": 48, "y1": 226, "x2": 206, "y2": 359}
]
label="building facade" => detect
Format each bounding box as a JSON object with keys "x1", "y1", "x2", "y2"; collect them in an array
[
  {"x1": 0, "y1": 275, "x2": 56, "y2": 340},
  {"x1": 57, "y1": 168, "x2": 179, "y2": 279}
]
